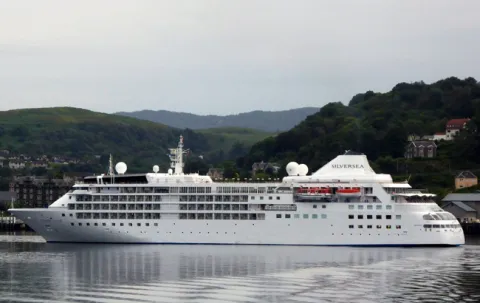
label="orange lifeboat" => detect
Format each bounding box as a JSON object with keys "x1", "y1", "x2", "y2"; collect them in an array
[{"x1": 337, "y1": 187, "x2": 361, "y2": 196}]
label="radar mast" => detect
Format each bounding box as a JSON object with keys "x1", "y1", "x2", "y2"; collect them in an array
[{"x1": 169, "y1": 135, "x2": 189, "y2": 175}]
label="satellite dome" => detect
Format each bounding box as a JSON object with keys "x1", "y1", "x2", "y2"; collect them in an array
[
  {"x1": 153, "y1": 165, "x2": 159, "y2": 173},
  {"x1": 286, "y1": 162, "x2": 299, "y2": 176},
  {"x1": 168, "y1": 168, "x2": 173, "y2": 175},
  {"x1": 115, "y1": 162, "x2": 127, "y2": 174},
  {"x1": 298, "y1": 164, "x2": 309, "y2": 176}
]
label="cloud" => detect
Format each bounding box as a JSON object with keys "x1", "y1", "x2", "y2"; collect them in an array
[{"x1": 0, "y1": 0, "x2": 480, "y2": 114}]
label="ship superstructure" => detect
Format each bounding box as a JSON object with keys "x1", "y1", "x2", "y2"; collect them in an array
[{"x1": 9, "y1": 136, "x2": 464, "y2": 246}]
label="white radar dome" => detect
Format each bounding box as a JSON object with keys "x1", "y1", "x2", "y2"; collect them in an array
[
  {"x1": 115, "y1": 162, "x2": 127, "y2": 174},
  {"x1": 153, "y1": 165, "x2": 159, "y2": 173},
  {"x1": 298, "y1": 164, "x2": 309, "y2": 176},
  {"x1": 286, "y1": 162, "x2": 299, "y2": 176},
  {"x1": 168, "y1": 168, "x2": 173, "y2": 175}
]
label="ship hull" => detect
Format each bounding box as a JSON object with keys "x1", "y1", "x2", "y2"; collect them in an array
[{"x1": 9, "y1": 207, "x2": 465, "y2": 247}]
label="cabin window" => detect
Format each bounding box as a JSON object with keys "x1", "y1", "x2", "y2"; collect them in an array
[
  {"x1": 386, "y1": 225, "x2": 391, "y2": 229},
  {"x1": 276, "y1": 214, "x2": 282, "y2": 218},
  {"x1": 303, "y1": 214, "x2": 309, "y2": 219},
  {"x1": 251, "y1": 196, "x2": 255, "y2": 200},
  {"x1": 312, "y1": 214, "x2": 318, "y2": 219},
  {"x1": 376, "y1": 225, "x2": 381, "y2": 229},
  {"x1": 358, "y1": 225, "x2": 363, "y2": 229},
  {"x1": 349, "y1": 225, "x2": 354, "y2": 229},
  {"x1": 386, "y1": 215, "x2": 392, "y2": 220},
  {"x1": 376, "y1": 215, "x2": 382, "y2": 219},
  {"x1": 358, "y1": 215, "x2": 363, "y2": 219},
  {"x1": 294, "y1": 214, "x2": 300, "y2": 219},
  {"x1": 348, "y1": 205, "x2": 354, "y2": 209},
  {"x1": 348, "y1": 215, "x2": 354, "y2": 219},
  {"x1": 285, "y1": 214, "x2": 291, "y2": 219},
  {"x1": 269, "y1": 196, "x2": 272, "y2": 200},
  {"x1": 367, "y1": 205, "x2": 373, "y2": 210},
  {"x1": 367, "y1": 215, "x2": 372, "y2": 219},
  {"x1": 376, "y1": 205, "x2": 382, "y2": 210},
  {"x1": 313, "y1": 205, "x2": 317, "y2": 209},
  {"x1": 386, "y1": 205, "x2": 392, "y2": 210},
  {"x1": 322, "y1": 205, "x2": 326, "y2": 209},
  {"x1": 396, "y1": 215, "x2": 401, "y2": 220},
  {"x1": 276, "y1": 197, "x2": 280, "y2": 200},
  {"x1": 367, "y1": 225, "x2": 372, "y2": 229},
  {"x1": 321, "y1": 214, "x2": 327, "y2": 219},
  {"x1": 396, "y1": 225, "x2": 401, "y2": 229},
  {"x1": 70, "y1": 223, "x2": 74, "y2": 226}
]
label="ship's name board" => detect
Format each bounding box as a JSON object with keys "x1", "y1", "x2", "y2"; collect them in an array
[{"x1": 332, "y1": 164, "x2": 364, "y2": 169}]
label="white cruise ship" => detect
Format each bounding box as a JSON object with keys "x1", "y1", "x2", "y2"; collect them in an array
[{"x1": 9, "y1": 136, "x2": 464, "y2": 246}]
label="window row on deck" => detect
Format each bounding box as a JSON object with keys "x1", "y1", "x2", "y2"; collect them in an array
[
  {"x1": 423, "y1": 213, "x2": 457, "y2": 220},
  {"x1": 75, "y1": 186, "x2": 281, "y2": 195},
  {"x1": 74, "y1": 195, "x2": 259, "y2": 202},
  {"x1": 349, "y1": 214, "x2": 402, "y2": 220},
  {"x1": 423, "y1": 224, "x2": 461, "y2": 229},
  {"x1": 68, "y1": 203, "x2": 261, "y2": 211},
  {"x1": 349, "y1": 224, "x2": 401, "y2": 229},
  {"x1": 72, "y1": 212, "x2": 265, "y2": 220}
]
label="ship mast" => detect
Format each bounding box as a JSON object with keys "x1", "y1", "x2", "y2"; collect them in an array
[
  {"x1": 108, "y1": 154, "x2": 115, "y2": 184},
  {"x1": 169, "y1": 135, "x2": 189, "y2": 175}
]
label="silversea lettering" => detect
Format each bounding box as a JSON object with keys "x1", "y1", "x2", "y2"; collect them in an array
[{"x1": 332, "y1": 164, "x2": 364, "y2": 169}]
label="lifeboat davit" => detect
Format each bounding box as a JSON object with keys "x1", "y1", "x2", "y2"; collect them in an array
[{"x1": 336, "y1": 187, "x2": 361, "y2": 196}]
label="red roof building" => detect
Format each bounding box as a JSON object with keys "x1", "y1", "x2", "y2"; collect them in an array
[{"x1": 446, "y1": 118, "x2": 470, "y2": 130}]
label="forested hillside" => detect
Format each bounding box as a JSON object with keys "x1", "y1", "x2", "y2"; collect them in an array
[
  {"x1": 238, "y1": 77, "x2": 480, "y2": 196},
  {"x1": 115, "y1": 107, "x2": 319, "y2": 132},
  {"x1": 0, "y1": 107, "x2": 260, "y2": 173}
]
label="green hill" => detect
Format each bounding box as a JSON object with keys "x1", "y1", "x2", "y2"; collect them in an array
[
  {"x1": 238, "y1": 77, "x2": 480, "y2": 195},
  {"x1": 0, "y1": 107, "x2": 213, "y2": 172},
  {"x1": 115, "y1": 107, "x2": 319, "y2": 132},
  {"x1": 0, "y1": 107, "x2": 278, "y2": 173}
]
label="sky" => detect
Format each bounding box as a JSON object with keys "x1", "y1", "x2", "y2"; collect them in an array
[{"x1": 1, "y1": 0, "x2": 480, "y2": 115}]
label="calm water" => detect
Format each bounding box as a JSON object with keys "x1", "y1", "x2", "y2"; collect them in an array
[{"x1": 1, "y1": 233, "x2": 480, "y2": 303}]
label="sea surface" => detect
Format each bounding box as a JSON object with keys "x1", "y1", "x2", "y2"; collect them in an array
[{"x1": 0, "y1": 233, "x2": 479, "y2": 303}]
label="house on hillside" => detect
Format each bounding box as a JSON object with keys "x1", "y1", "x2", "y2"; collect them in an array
[
  {"x1": 442, "y1": 193, "x2": 480, "y2": 222},
  {"x1": 8, "y1": 161, "x2": 26, "y2": 170},
  {"x1": 433, "y1": 132, "x2": 447, "y2": 141},
  {"x1": 404, "y1": 140, "x2": 437, "y2": 158},
  {"x1": 445, "y1": 118, "x2": 470, "y2": 140},
  {"x1": 455, "y1": 171, "x2": 478, "y2": 190},
  {"x1": 207, "y1": 168, "x2": 224, "y2": 179},
  {"x1": 252, "y1": 161, "x2": 280, "y2": 176}
]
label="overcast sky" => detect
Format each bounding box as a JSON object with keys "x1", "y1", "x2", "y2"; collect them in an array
[{"x1": 1, "y1": 0, "x2": 479, "y2": 115}]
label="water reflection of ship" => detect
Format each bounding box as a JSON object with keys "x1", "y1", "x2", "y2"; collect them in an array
[
  {"x1": 38, "y1": 245, "x2": 464, "y2": 285},
  {"x1": 0, "y1": 242, "x2": 469, "y2": 303}
]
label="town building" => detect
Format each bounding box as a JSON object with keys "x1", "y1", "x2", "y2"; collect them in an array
[
  {"x1": 433, "y1": 132, "x2": 447, "y2": 141},
  {"x1": 9, "y1": 176, "x2": 75, "y2": 208},
  {"x1": 455, "y1": 171, "x2": 478, "y2": 190},
  {"x1": 445, "y1": 118, "x2": 470, "y2": 140},
  {"x1": 404, "y1": 140, "x2": 437, "y2": 158},
  {"x1": 442, "y1": 193, "x2": 480, "y2": 222}
]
